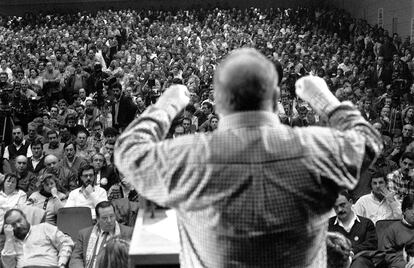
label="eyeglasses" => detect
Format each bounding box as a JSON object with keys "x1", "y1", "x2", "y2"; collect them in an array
[{"x1": 81, "y1": 173, "x2": 95, "y2": 178}]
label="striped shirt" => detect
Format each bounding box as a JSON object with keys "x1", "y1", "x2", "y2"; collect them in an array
[
  {"x1": 115, "y1": 103, "x2": 382, "y2": 268},
  {"x1": 387, "y1": 169, "x2": 414, "y2": 201}
]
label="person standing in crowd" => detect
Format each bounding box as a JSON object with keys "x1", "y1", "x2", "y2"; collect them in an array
[
  {"x1": 69, "y1": 201, "x2": 133, "y2": 268},
  {"x1": 110, "y1": 83, "x2": 137, "y2": 132},
  {"x1": 2, "y1": 208, "x2": 74, "y2": 268},
  {"x1": 115, "y1": 48, "x2": 382, "y2": 267}
]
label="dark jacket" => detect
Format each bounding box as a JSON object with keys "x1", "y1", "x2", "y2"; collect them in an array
[
  {"x1": 97, "y1": 165, "x2": 119, "y2": 191},
  {"x1": 69, "y1": 223, "x2": 133, "y2": 268},
  {"x1": 111, "y1": 95, "x2": 137, "y2": 130},
  {"x1": 27, "y1": 156, "x2": 46, "y2": 175},
  {"x1": 328, "y1": 215, "x2": 377, "y2": 254}
]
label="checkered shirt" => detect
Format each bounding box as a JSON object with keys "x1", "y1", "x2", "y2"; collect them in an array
[
  {"x1": 115, "y1": 104, "x2": 382, "y2": 268},
  {"x1": 387, "y1": 169, "x2": 414, "y2": 201}
]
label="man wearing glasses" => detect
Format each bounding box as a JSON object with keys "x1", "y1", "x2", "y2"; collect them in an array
[{"x1": 65, "y1": 164, "x2": 108, "y2": 220}]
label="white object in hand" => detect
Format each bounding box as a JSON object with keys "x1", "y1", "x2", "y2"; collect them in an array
[
  {"x1": 295, "y1": 76, "x2": 340, "y2": 116},
  {"x1": 154, "y1": 84, "x2": 190, "y2": 113}
]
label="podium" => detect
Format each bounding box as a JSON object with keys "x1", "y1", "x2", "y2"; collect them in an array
[{"x1": 129, "y1": 208, "x2": 180, "y2": 268}]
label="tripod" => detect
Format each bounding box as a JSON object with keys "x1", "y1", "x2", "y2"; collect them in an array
[{"x1": 0, "y1": 109, "x2": 14, "y2": 161}]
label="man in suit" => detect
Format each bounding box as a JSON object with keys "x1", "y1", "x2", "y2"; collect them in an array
[
  {"x1": 69, "y1": 201, "x2": 133, "y2": 268},
  {"x1": 373, "y1": 56, "x2": 393, "y2": 86},
  {"x1": 110, "y1": 83, "x2": 137, "y2": 132},
  {"x1": 328, "y1": 191, "x2": 377, "y2": 268}
]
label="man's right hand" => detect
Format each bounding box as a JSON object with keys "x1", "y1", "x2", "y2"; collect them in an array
[
  {"x1": 154, "y1": 84, "x2": 190, "y2": 114},
  {"x1": 4, "y1": 224, "x2": 14, "y2": 239},
  {"x1": 295, "y1": 76, "x2": 341, "y2": 116},
  {"x1": 84, "y1": 185, "x2": 94, "y2": 196}
]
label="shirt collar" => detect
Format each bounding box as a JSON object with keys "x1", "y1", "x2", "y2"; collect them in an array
[
  {"x1": 218, "y1": 111, "x2": 280, "y2": 131},
  {"x1": 334, "y1": 211, "x2": 360, "y2": 226}
]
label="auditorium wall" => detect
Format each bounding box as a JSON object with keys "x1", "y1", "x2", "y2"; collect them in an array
[
  {"x1": 328, "y1": 0, "x2": 414, "y2": 41},
  {"x1": 0, "y1": 0, "x2": 317, "y2": 16}
]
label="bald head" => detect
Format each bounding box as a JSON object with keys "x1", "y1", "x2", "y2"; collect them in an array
[
  {"x1": 214, "y1": 48, "x2": 279, "y2": 115},
  {"x1": 44, "y1": 154, "x2": 59, "y2": 168},
  {"x1": 15, "y1": 155, "x2": 27, "y2": 173}
]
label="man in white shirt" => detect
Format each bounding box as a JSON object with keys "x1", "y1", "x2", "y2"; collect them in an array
[
  {"x1": 65, "y1": 164, "x2": 107, "y2": 220},
  {"x1": 354, "y1": 171, "x2": 402, "y2": 224}
]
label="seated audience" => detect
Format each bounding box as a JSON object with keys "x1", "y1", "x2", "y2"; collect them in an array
[
  {"x1": 91, "y1": 153, "x2": 119, "y2": 191},
  {"x1": 14, "y1": 155, "x2": 37, "y2": 196},
  {"x1": 43, "y1": 130, "x2": 65, "y2": 159},
  {"x1": 27, "y1": 173, "x2": 66, "y2": 225},
  {"x1": 328, "y1": 191, "x2": 377, "y2": 268},
  {"x1": 1, "y1": 208, "x2": 74, "y2": 267},
  {"x1": 353, "y1": 170, "x2": 402, "y2": 224},
  {"x1": 0, "y1": 174, "x2": 27, "y2": 230},
  {"x1": 65, "y1": 164, "x2": 107, "y2": 220},
  {"x1": 387, "y1": 152, "x2": 414, "y2": 202},
  {"x1": 61, "y1": 141, "x2": 88, "y2": 178},
  {"x1": 382, "y1": 194, "x2": 414, "y2": 268},
  {"x1": 27, "y1": 138, "x2": 46, "y2": 175},
  {"x1": 69, "y1": 201, "x2": 133, "y2": 268}
]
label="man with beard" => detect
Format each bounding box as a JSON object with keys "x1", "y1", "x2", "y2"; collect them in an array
[
  {"x1": 43, "y1": 130, "x2": 65, "y2": 159},
  {"x1": 328, "y1": 191, "x2": 377, "y2": 268},
  {"x1": 27, "y1": 138, "x2": 46, "y2": 175},
  {"x1": 69, "y1": 201, "x2": 133, "y2": 268},
  {"x1": 110, "y1": 83, "x2": 137, "y2": 132},
  {"x1": 65, "y1": 164, "x2": 107, "y2": 220},
  {"x1": 388, "y1": 152, "x2": 414, "y2": 202},
  {"x1": 2, "y1": 209, "x2": 74, "y2": 268},
  {"x1": 353, "y1": 171, "x2": 402, "y2": 224},
  {"x1": 14, "y1": 155, "x2": 38, "y2": 196},
  {"x1": 39, "y1": 154, "x2": 77, "y2": 196},
  {"x1": 3, "y1": 125, "x2": 32, "y2": 173}
]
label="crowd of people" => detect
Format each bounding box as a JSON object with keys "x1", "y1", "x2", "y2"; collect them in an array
[{"x1": 0, "y1": 3, "x2": 413, "y2": 268}]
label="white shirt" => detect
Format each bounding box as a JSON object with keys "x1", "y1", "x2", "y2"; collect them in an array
[
  {"x1": 334, "y1": 212, "x2": 360, "y2": 233},
  {"x1": 65, "y1": 186, "x2": 107, "y2": 219},
  {"x1": 353, "y1": 192, "x2": 402, "y2": 224},
  {"x1": 3, "y1": 140, "x2": 32, "y2": 160}
]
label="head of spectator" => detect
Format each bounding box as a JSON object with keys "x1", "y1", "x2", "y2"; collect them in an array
[
  {"x1": 402, "y1": 194, "x2": 414, "y2": 225},
  {"x1": 65, "y1": 114, "x2": 77, "y2": 128},
  {"x1": 31, "y1": 138, "x2": 43, "y2": 160},
  {"x1": 15, "y1": 155, "x2": 28, "y2": 175},
  {"x1": 12, "y1": 125, "x2": 24, "y2": 146},
  {"x1": 104, "y1": 140, "x2": 115, "y2": 160},
  {"x1": 47, "y1": 130, "x2": 60, "y2": 149},
  {"x1": 326, "y1": 232, "x2": 352, "y2": 268},
  {"x1": 399, "y1": 152, "x2": 414, "y2": 177},
  {"x1": 95, "y1": 201, "x2": 117, "y2": 233},
  {"x1": 103, "y1": 127, "x2": 118, "y2": 144},
  {"x1": 333, "y1": 191, "x2": 354, "y2": 223},
  {"x1": 392, "y1": 133, "x2": 403, "y2": 151},
  {"x1": 64, "y1": 141, "x2": 77, "y2": 161},
  {"x1": 58, "y1": 99, "x2": 68, "y2": 114},
  {"x1": 0, "y1": 72, "x2": 8, "y2": 84},
  {"x1": 380, "y1": 106, "x2": 391, "y2": 120},
  {"x1": 92, "y1": 153, "x2": 106, "y2": 172},
  {"x1": 3, "y1": 209, "x2": 31, "y2": 240},
  {"x1": 27, "y1": 122, "x2": 38, "y2": 140},
  {"x1": 75, "y1": 104, "x2": 85, "y2": 120},
  {"x1": 78, "y1": 164, "x2": 96, "y2": 188},
  {"x1": 210, "y1": 115, "x2": 219, "y2": 131},
  {"x1": 0, "y1": 174, "x2": 19, "y2": 196},
  {"x1": 59, "y1": 124, "x2": 71, "y2": 144},
  {"x1": 79, "y1": 88, "x2": 87, "y2": 101},
  {"x1": 44, "y1": 154, "x2": 60, "y2": 175},
  {"x1": 402, "y1": 124, "x2": 414, "y2": 139},
  {"x1": 213, "y1": 48, "x2": 278, "y2": 117},
  {"x1": 112, "y1": 83, "x2": 122, "y2": 100},
  {"x1": 37, "y1": 173, "x2": 59, "y2": 198},
  {"x1": 201, "y1": 101, "x2": 213, "y2": 116},
  {"x1": 96, "y1": 236, "x2": 130, "y2": 268},
  {"x1": 50, "y1": 105, "x2": 59, "y2": 119},
  {"x1": 76, "y1": 129, "x2": 89, "y2": 149},
  {"x1": 182, "y1": 117, "x2": 192, "y2": 133},
  {"x1": 46, "y1": 61, "x2": 54, "y2": 73}
]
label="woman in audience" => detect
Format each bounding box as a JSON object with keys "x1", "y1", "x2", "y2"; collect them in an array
[
  {"x1": 96, "y1": 236, "x2": 130, "y2": 268},
  {"x1": 0, "y1": 174, "x2": 27, "y2": 229},
  {"x1": 27, "y1": 173, "x2": 66, "y2": 225}
]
